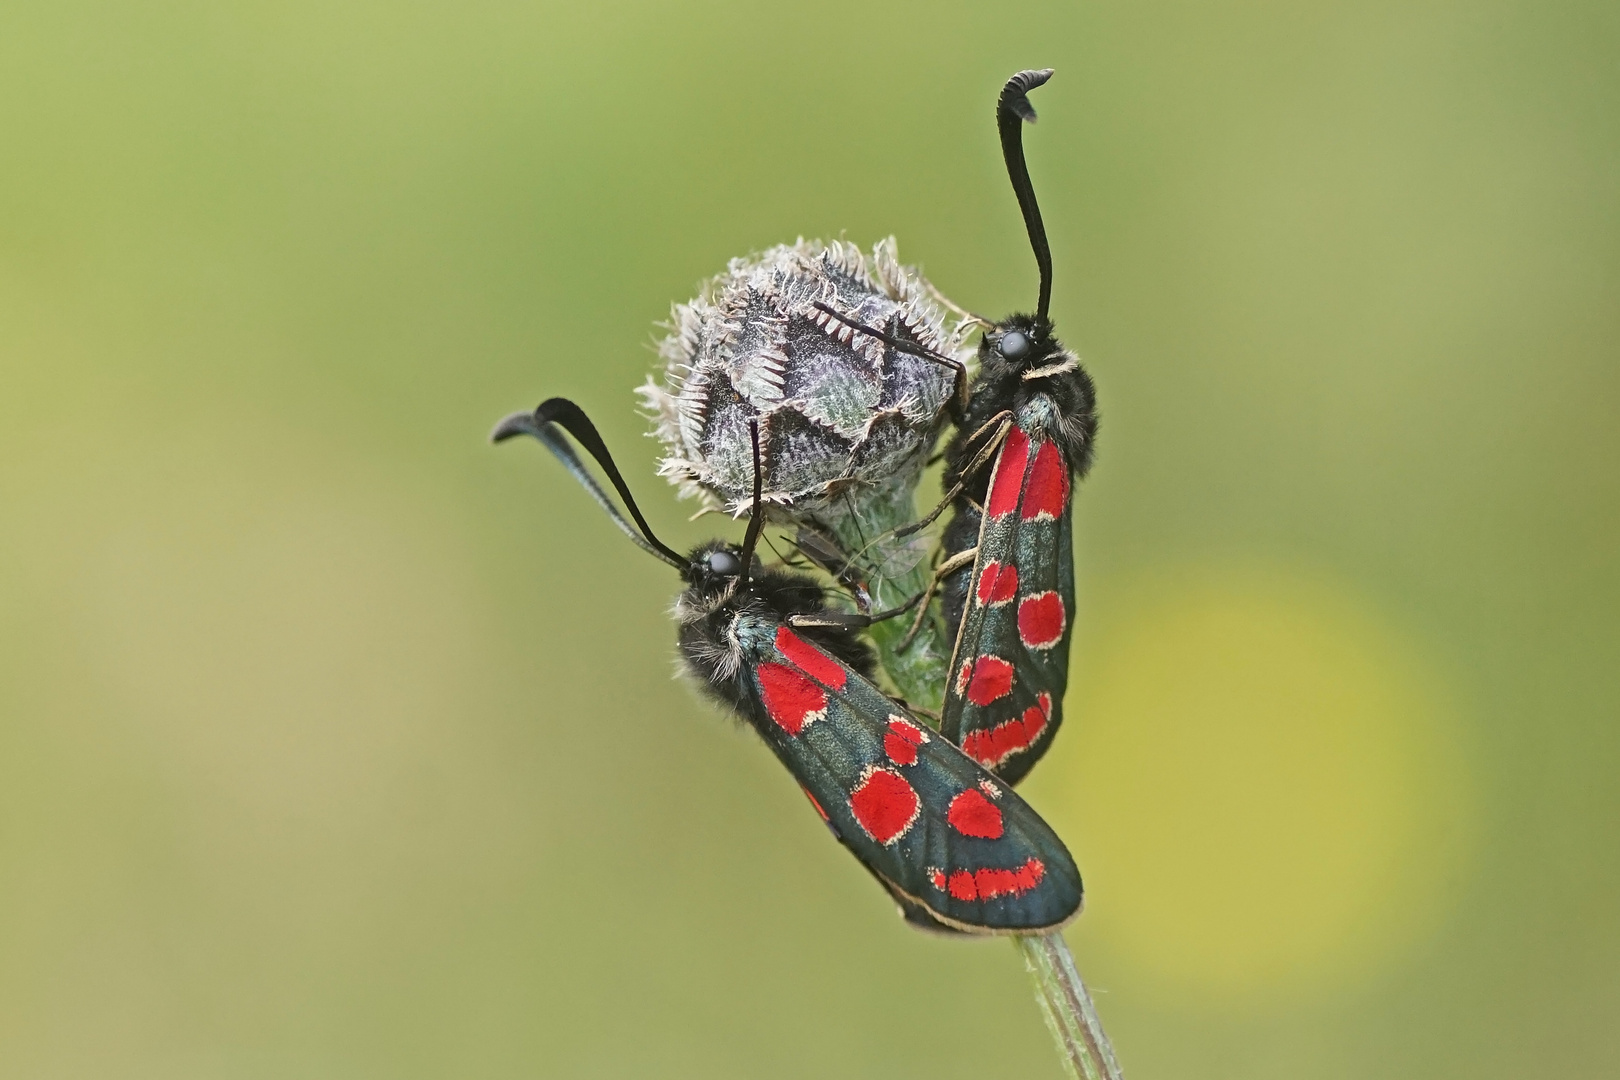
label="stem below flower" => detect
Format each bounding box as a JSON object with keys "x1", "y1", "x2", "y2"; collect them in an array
[
  {"x1": 1016, "y1": 933, "x2": 1125, "y2": 1080},
  {"x1": 810, "y1": 477, "x2": 951, "y2": 715}
]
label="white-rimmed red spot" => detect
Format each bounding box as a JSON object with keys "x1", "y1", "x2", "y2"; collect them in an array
[
  {"x1": 945, "y1": 858, "x2": 1047, "y2": 902},
  {"x1": 758, "y1": 662, "x2": 827, "y2": 735},
  {"x1": 883, "y1": 716, "x2": 928, "y2": 766},
  {"x1": 848, "y1": 767, "x2": 921, "y2": 845},
  {"x1": 928, "y1": 867, "x2": 947, "y2": 892},
  {"x1": 986, "y1": 427, "x2": 1032, "y2": 519},
  {"x1": 946, "y1": 788, "x2": 1005, "y2": 839},
  {"x1": 1020, "y1": 439, "x2": 1069, "y2": 521},
  {"x1": 975, "y1": 561, "x2": 1018, "y2": 606},
  {"x1": 1017, "y1": 591, "x2": 1066, "y2": 650},
  {"x1": 962, "y1": 692, "x2": 1052, "y2": 768},
  {"x1": 774, "y1": 627, "x2": 847, "y2": 688},
  {"x1": 956, "y1": 655, "x2": 1015, "y2": 706}
]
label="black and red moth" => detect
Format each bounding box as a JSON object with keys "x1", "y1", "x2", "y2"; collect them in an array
[
  {"x1": 937, "y1": 70, "x2": 1099, "y2": 785},
  {"x1": 494, "y1": 398, "x2": 1081, "y2": 934}
]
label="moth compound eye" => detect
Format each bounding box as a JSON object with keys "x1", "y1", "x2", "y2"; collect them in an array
[
  {"x1": 708, "y1": 550, "x2": 742, "y2": 576},
  {"x1": 1000, "y1": 331, "x2": 1031, "y2": 360}
]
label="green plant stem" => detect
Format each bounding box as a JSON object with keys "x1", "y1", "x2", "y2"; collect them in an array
[
  {"x1": 1016, "y1": 933, "x2": 1125, "y2": 1080},
  {"x1": 811, "y1": 477, "x2": 950, "y2": 715}
]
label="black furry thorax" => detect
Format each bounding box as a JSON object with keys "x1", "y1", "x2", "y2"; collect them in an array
[
  {"x1": 673, "y1": 540, "x2": 874, "y2": 716},
  {"x1": 944, "y1": 314, "x2": 1099, "y2": 501}
]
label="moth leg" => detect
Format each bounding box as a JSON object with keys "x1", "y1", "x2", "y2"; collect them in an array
[
  {"x1": 957, "y1": 410, "x2": 1016, "y2": 475},
  {"x1": 892, "y1": 412, "x2": 1013, "y2": 541},
  {"x1": 786, "y1": 588, "x2": 926, "y2": 632},
  {"x1": 896, "y1": 546, "x2": 978, "y2": 652}
]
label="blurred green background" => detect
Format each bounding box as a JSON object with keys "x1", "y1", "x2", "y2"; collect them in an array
[{"x1": 2, "y1": 0, "x2": 1616, "y2": 1076}]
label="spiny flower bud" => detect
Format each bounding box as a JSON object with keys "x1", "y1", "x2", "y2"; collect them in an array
[{"x1": 638, "y1": 238, "x2": 968, "y2": 519}]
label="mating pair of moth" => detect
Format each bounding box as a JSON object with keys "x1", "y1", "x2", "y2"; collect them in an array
[{"x1": 496, "y1": 70, "x2": 1097, "y2": 935}]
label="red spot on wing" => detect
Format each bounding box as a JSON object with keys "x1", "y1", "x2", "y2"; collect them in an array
[
  {"x1": 975, "y1": 858, "x2": 1046, "y2": 900},
  {"x1": 943, "y1": 858, "x2": 1047, "y2": 903},
  {"x1": 1020, "y1": 439, "x2": 1069, "y2": 521},
  {"x1": 986, "y1": 427, "x2": 1032, "y2": 519},
  {"x1": 1017, "y1": 591, "x2": 1066, "y2": 650},
  {"x1": 975, "y1": 867, "x2": 1016, "y2": 897},
  {"x1": 957, "y1": 655, "x2": 1015, "y2": 706},
  {"x1": 848, "y1": 768, "x2": 920, "y2": 845},
  {"x1": 975, "y1": 561, "x2": 1019, "y2": 607},
  {"x1": 929, "y1": 868, "x2": 947, "y2": 892},
  {"x1": 947, "y1": 870, "x2": 978, "y2": 901},
  {"x1": 1012, "y1": 858, "x2": 1045, "y2": 892},
  {"x1": 962, "y1": 692, "x2": 1052, "y2": 768},
  {"x1": 883, "y1": 716, "x2": 927, "y2": 766},
  {"x1": 946, "y1": 788, "x2": 1005, "y2": 839},
  {"x1": 801, "y1": 786, "x2": 829, "y2": 821},
  {"x1": 774, "y1": 627, "x2": 847, "y2": 689},
  {"x1": 757, "y1": 662, "x2": 828, "y2": 736}
]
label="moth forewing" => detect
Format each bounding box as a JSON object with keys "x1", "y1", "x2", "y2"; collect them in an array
[{"x1": 739, "y1": 617, "x2": 1082, "y2": 933}]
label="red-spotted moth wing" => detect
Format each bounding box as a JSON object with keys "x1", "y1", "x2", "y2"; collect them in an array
[
  {"x1": 941, "y1": 422, "x2": 1075, "y2": 786},
  {"x1": 751, "y1": 621, "x2": 1081, "y2": 934}
]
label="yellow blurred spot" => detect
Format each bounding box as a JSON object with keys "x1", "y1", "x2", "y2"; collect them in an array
[{"x1": 1039, "y1": 567, "x2": 1472, "y2": 1001}]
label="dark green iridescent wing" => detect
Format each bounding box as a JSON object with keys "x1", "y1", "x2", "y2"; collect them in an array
[
  {"x1": 744, "y1": 619, "x2": 1081, "y2": 934},
  {"x1": 941, "y1": 421, "x2": 1075, "y2": 785}
]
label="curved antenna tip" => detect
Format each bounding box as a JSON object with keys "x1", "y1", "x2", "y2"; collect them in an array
[
  {"x1": 490, "y1": 410, "x2": 540, "y2": 444},
  {"x1": 1000, "y1": 69, "x2": 1054, "y2": 123}
]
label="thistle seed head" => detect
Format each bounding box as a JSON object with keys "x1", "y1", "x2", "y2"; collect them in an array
[{"x1": 639, "y1": 238, "x2": 970, "y2": 519}]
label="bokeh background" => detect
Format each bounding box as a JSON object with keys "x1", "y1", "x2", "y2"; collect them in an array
[{"x1": 3, "y1": 0, "x2": 1616, "y2": 1076}]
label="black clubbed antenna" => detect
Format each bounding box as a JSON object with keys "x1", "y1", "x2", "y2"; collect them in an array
[
  {"x1": 736, "y1": 419, "x2": 766, "y2": 594},
  {"x1": 811, "y1": 302, "x2": 965, "y2": 376},
  {"x1": 812, "y1": 301, "x2": 968, "y2": 414},
  {"x1": 491, "y1": 397, "x2": 685, "y2": 569},
  {"x1": 997, "y1": 68, "x2": 1055, "y2": 323}
]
